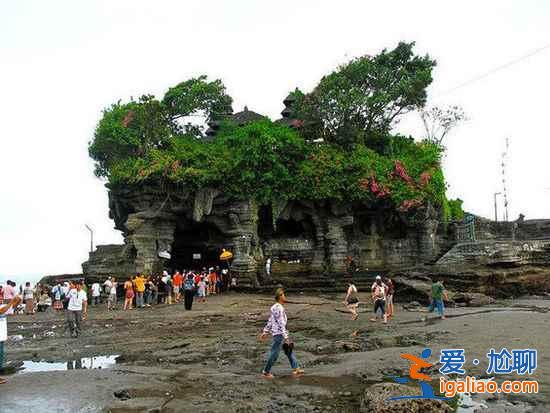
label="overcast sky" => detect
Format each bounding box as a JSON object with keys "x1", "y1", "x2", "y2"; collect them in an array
[{"x1": 1, "y1": 0, "x2": 549, "y2": 279}]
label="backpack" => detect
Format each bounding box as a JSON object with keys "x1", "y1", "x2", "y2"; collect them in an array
[
  {"x1": 62, "y1": 289, "x2": 71, "y2": 309},
  {"x1": 184, "y1": 278, "x2": 195, "y2": 291},
  {"x1": 55, "y1": 286, "x2": 66, "y2": 301}
]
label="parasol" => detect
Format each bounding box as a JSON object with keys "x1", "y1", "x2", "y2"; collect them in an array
[{"x1": 219, "y1": 249, "x2": 233, "y2": 261}]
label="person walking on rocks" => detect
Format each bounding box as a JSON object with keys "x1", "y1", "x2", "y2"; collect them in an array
[
  {"x1": 384, "y1": 277, "x2": 395, "y2": 319},
  {"x1": 91, "y1": 282, "x2": 101, "y2": 306},
  {"x1": 260, "y1": 288, "x2": 304, "y2": 378},
  {"x1": 428, "y1": 278, "x2": 448, "y2": 320},
  {"x1": 0, "y1": 294, "x2": 22, "y2": 384},
  {"x1": 370, "y1": 276, "x2": 387, "y2": 324},
  {"x1": 343, "y1": 283, "x2": 359, "y2": 320},
  {"x1": 123, "y1": 277, "x2": 134, "y2": 310},
  {"x1": 66, "y1": 280, "x2": 88, "y2": 338}
]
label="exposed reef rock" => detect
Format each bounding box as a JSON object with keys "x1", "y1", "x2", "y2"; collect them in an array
[{"x1": 360, "y1": 383, "x2": 452, "y2": 413}]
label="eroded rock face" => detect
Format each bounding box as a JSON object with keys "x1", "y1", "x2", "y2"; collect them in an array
[
  {"x1": 390, "y1": 265, "x2": 550, "y2": 302},
  {"x1": 452, "y1": 292, "x2": 496, "y2": 307},
  {"x1": 83, "y1": 183, "x2": 446, "y2": 286},
  {"x1": 83, "y1": 183, "x2": 550, "y2": 294},
  {"x1": 436, "y1": 240, "x2": 550, "y2": 267}
]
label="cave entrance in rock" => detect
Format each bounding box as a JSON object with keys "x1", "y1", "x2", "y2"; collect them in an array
[
  {"x1": 168, "y1": 220, "x2": 226, "y2": 271},
  {"x1": 258, "y1": 204, "x2": 316, "y2": 240},
  {"x1": 274, "y1": 217, "x2": 315, "y2": 239}
]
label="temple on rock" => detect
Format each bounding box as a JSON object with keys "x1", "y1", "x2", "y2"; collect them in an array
[{"x1": 81, "y1": 46, "x2": 550, "y2": 290}]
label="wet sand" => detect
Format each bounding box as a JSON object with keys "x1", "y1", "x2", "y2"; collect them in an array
[{"x1": 1, "y1": 293, "x2": 549, "y2": 412}]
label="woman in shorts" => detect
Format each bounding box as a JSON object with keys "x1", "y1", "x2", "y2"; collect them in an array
[
  {"x1": 343, "y1": 283, "x2": 359, "y2": 320},
  {"x1": 123, "y1": 277, "x2": 134, "y2": 310}
]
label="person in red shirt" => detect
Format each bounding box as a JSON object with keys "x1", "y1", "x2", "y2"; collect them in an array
[{"x1": 172, "y1": 271, "x2": 183, "y2": 303}]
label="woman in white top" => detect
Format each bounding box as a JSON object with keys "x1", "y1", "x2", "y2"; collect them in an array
[{"x1": 344, "y1": 283, "x2": 359, "y2": 320}]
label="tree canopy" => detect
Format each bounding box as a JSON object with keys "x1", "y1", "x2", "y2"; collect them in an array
[
  {"x1": 294, "y1": 42, "x2": 436, "y2": 148},
  {"x1": 89, "y1": 76, "x2": 232, "y2": 177},
  {"x1": 89, "y1": 43, "x2": 462, "y2": 217},
  {"x1": 163, "y1": 75, "x2": 233, "y2": 135}
]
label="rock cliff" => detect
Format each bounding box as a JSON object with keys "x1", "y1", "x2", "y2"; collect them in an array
[
  {"x1": 81, "y1": 182, "x2": 550, "y2": 296},
  {"x1": 82, "y1": 182, "x2": 447, "y2": 287}
]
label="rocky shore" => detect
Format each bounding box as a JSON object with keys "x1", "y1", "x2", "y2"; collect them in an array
[{"x1": 1, "y1": 292, "x2": 549, "y2": 412}]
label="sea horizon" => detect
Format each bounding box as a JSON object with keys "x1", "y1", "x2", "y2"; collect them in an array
[{"x1": 1, "y1": 273, "x2": 45, "y2": 287}]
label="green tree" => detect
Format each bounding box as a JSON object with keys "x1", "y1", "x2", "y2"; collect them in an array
[
  {"x1": 294, "y1": 42, "x2": 436, "y2": 148},
  {"x1": 89, "y1": 95, "x2": 171, "y2": 177},
  {"x1": 215, "y1": 120, "x2": 308, "y2": 203},
  {"x1": 162, "y1": 75, "x2": 233, "y2": 137}
]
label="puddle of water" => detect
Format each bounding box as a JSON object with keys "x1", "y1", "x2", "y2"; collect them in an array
[
  {"x1": 18, "y1": 355, "x2": 119, "y2": 374},
  {"x1": 278, "y1": 374, "x2": 363, "y2": 388}
]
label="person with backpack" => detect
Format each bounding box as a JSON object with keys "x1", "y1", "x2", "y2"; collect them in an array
[
  {"x1": 183, "y1": 273, "x2": 195, "y2": 310},
  {"x1": 259, "y1": 288, "x2": 304, "y2": 378},
  {"x1": 52, "y1": 282, "x2": 64, "y2": 311}
]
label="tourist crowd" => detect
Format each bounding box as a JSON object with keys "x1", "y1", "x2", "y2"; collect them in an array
[
  {"x1": 94, "y1": 266, "x2": 236, "y2": 311},
  {"x1": 1, "y1": 264, "x2": 450, "y2": 383}
]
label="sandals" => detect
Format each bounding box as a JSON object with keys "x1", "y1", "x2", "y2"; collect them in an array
[
  {"x1": 262, "y1": 371, "x2": 274, "y2": 379},
  {"x1": 0, "y1": 378, "x2": 7, "y2": 385},
  {"x1": 292, "y1": 368, "x2": 305, "y2": 376}
]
